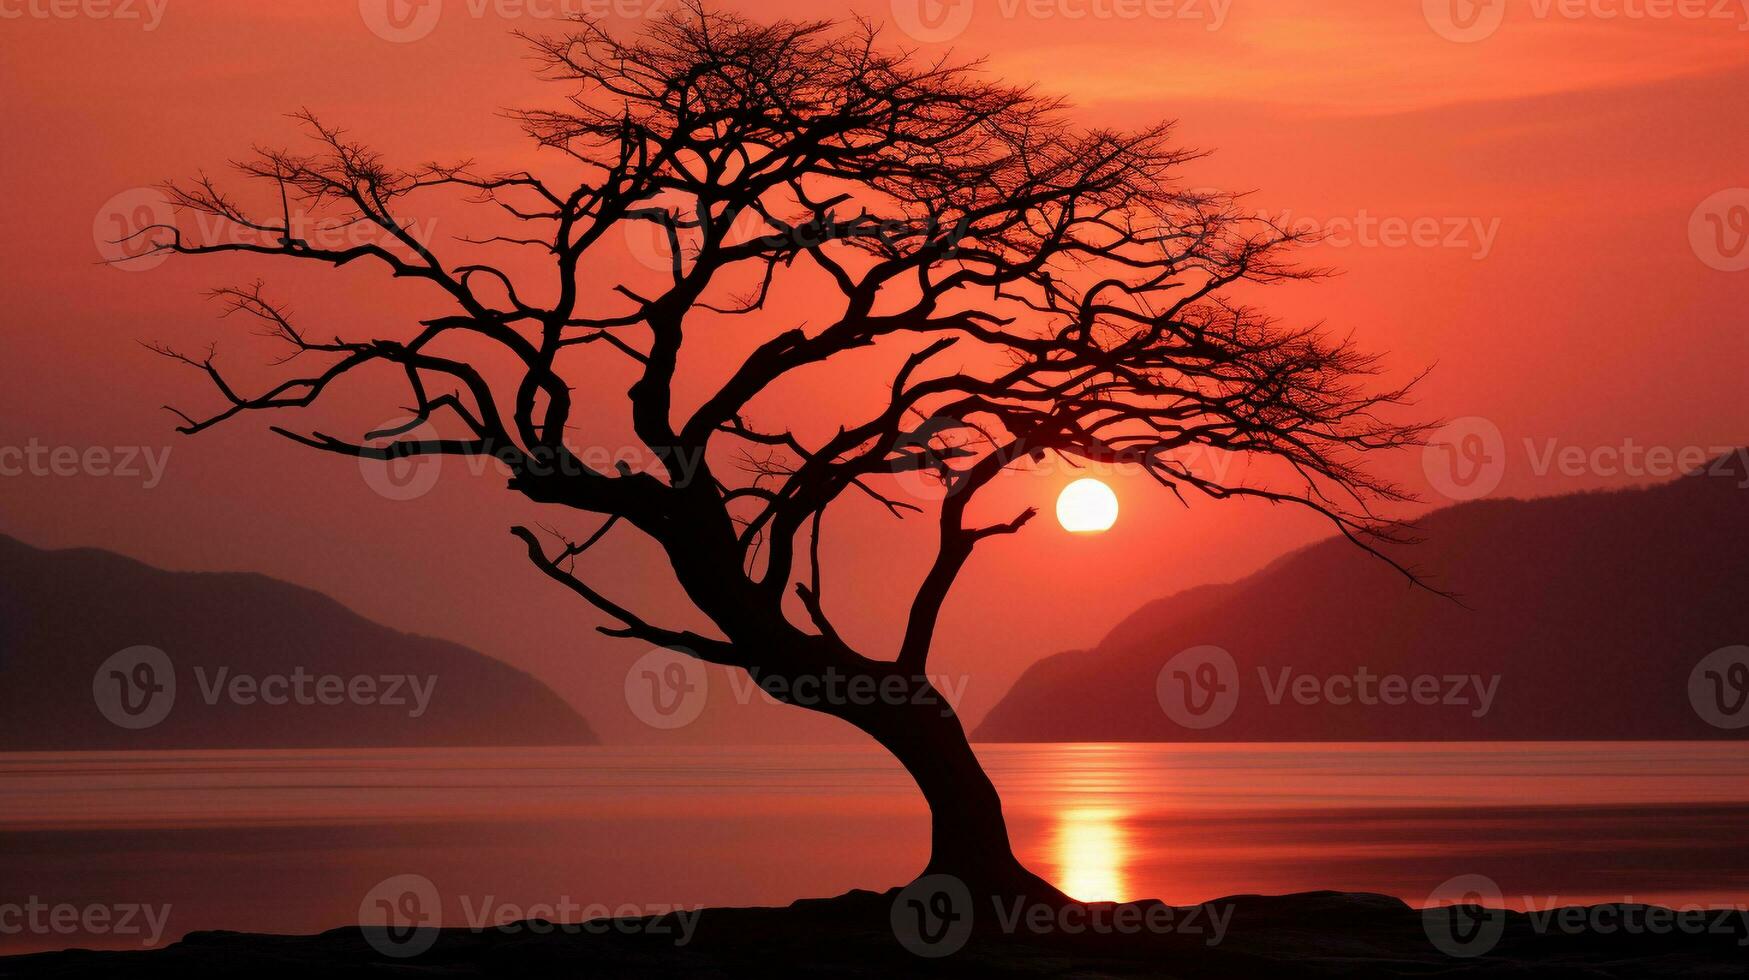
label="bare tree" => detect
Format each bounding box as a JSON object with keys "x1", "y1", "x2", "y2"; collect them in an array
[{"x1": 139, "y1": 6, "x2": 1425, "y2": 904}]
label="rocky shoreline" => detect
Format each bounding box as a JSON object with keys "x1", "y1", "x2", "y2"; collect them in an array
[{"x1": 3, "y1": 889, "x2": 1744, "y2": 978}]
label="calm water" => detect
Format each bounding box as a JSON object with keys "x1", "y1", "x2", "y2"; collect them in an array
[{"x1": 3, "y1": 742, "x2": 1747, "y2": 952}]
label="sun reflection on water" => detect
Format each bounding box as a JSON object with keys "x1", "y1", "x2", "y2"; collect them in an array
[{"x1": 1052, "y1": 807, "x2": 1131, "y2": 902}]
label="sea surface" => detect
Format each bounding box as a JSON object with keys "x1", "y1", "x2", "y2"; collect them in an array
[{"x1": 3, "y1": 742, "x2": 1747, "y2": 952}]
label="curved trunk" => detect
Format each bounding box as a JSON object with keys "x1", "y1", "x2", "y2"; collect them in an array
[{"x1": 839, "y1": 677, "x2": 1070, "y2": 906}]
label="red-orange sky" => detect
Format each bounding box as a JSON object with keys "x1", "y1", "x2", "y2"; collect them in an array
[{"x1": 2, "y1": 0, "x2": 1745, "y2": 744}]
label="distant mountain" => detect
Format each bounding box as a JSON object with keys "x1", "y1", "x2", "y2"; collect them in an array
[
  {"x1": 0, "y1": 535, "x2": 595, "y2": 749},
  {"x1": 976, "y1": 456, "x2": 1749, "y2": 741}
]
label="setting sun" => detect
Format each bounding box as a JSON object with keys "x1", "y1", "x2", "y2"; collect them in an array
[{"x1": 1056, "y1": 478, "x2": 1119, "y2": 533}]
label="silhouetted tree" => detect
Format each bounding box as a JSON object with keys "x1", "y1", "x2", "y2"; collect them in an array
[{"x1": 141, "y1": 5, "x2": 1425, "y2": 905}]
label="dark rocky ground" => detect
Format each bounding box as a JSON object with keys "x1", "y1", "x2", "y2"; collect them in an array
[{"x1": 3, "y1": 890, "x2": 1744, "y2": 978}]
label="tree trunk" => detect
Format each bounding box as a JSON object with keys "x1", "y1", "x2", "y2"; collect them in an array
[{"x1": 840, "y1": 676, "x2": 1071, "y2": 907}]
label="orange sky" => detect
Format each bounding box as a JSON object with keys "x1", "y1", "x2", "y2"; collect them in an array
[{"x1": 1, "y1": 0, "x2": 1745, "y2": 744}]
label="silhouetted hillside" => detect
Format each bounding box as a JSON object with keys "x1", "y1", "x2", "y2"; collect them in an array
[
  {"x1": 5, "y1": 889, "x2": 1746, "y2": 978},
  {"x1": 977, "y1": 457, "x2": 1749, "y2": 741},
  {"x1": 0, "y1": 536, "x2": 595, "y2": 749}
]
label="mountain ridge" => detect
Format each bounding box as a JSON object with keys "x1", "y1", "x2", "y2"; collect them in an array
[
  {"x1": 0, "y1": 533, "x2": 597, "y2": 749},
  {"x1": 976, "y1": 460, "x2": 1749, "y2": 741}
]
